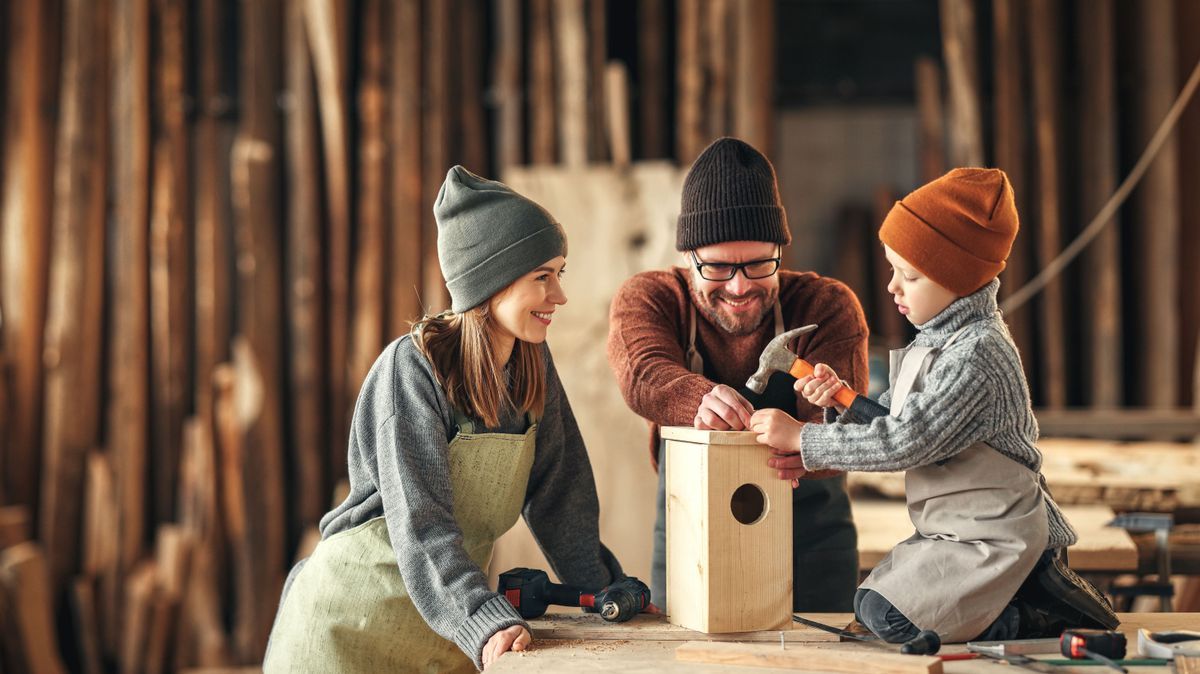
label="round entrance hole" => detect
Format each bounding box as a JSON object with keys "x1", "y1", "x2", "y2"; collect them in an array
[{"x1": 730, "y1": 483, "x2": 768, "y2": 525}]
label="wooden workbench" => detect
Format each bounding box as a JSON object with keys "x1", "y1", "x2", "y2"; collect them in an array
[{"x1": 491, "y1": 612, "x2": 1200, "y2": 672}]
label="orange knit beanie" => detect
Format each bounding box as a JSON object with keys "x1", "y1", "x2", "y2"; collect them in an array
[{"x1": 879, "y1": 167, "x2": 1019, "y2": 296}]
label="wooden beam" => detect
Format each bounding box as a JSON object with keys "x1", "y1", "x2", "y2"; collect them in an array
[
  {"x1": 587, "y1": 0, "x2": 608, "y2": 163},
  {"x1": 121, "y1": 560, "x2": 156, "y2": 674},
  {"x1": 388, "y1": 0, "x2": 424, "y2": 333},
  {"x1": 1034, "y1": 408, "x2": 1200, "y2": 440},
  {"x1": 637, "y1": 0, "x2": 667, "y2": 159},
  {"x1": 0, "y1": 543, "x2": 67, "y2": 674},
  {"x1": 604, "y1": 61, "x2": 632, "y2": 168},
  {"x1": 232, "y1": 0, "x2": 287, "y2": 658},
  {"x1": 939, "y1": 0, "x2": 983, "y2": 167},
  {"x1": 109, "y1": 0, "x2": 151, "y2": 580},
  {"x1": 1078, "y1": 0, "x2": 1122, "y2": 408},
  {"x1": 555, "y1": 0, "x2": 589, "y2": 166},
  {"x1": 914, "y1": 56, "x2": 944, "y2": 183},
  {"x1": 284, "y1": 0, "x2": 328, "y2": 536},
  {"x1": 675, "y1": 641, "x2": 943, "y2": 673},
  {"x1": 1028, "y1": 0, "x2": 1067, "y2": 408},
  {"x1": 991, "y1": 0, "x2": 1035, "y2": 387},
  {"x1": 421, "y1": 0, "x2": 452, "y2": 310},
  {"x1": 41, "y1": 0, "x2": 109, "y2": 592},
  {"x1": 733, "y1": 0, "x2": 775, "y2": 157},
  {"x1": 704, "y1": 0, "x2": 730, "y2": 140},
  {"x1": 492, "y1": 0, "x2": 522, "y2": 170},
  {"x1": 676, "y1": 0, "x2": 703, "y2": 163},
  {"x1": 1133, "y1": 0, "x2": 1181, "y2": 409},
  {"x1": 529, "y1": 0, "x2": 557, "y2": 164},
  {"x1": 459, "y1": 0, "x2": 488, "y2": 172},
  {"x1": 1, "y1": 0, "x2": 55, "y2": 517},
  {"x1": 0, "y1": 506, "x2": 30, "y2": 550},
  {"x1": 69, "y1": 577, "x2": 104, "y2": 674},
  {"x1": 1180, "y1": 0, "x2": 1200, "y2": 409}
]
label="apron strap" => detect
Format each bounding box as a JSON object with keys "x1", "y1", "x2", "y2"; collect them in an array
[
  {"x1": 685, "y1": 300, "x2": 784, "y2": 376},
  {"x1": 452, "y1": 408, "x2": 475, "y2": 435},
  {"x1": 888, "y1": 324, "x2": 977, "y2": 416}
]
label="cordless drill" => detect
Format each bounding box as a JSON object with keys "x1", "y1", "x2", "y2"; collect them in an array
[{"x1": 498, "y1": 568, "x2": 651, "y2": 623}]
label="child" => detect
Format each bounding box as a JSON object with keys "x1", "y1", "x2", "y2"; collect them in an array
[
  {"x1": 749, "y1": 168, "x2": 1117, "y2": 643},
  {"x1": 265, "y1": 167, "x2": 632, "y2": 672}
]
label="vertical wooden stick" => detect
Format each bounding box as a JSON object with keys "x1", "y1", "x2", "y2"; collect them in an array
[
  {"x1": 556, "y1": 0, "x2": 589, "y2": 166},
  {"x1": 939, "y1": 0, "x2": 983, "y2": 167},
  {"x1": 422, "y1": 0, "x2": 452, "y2": 310},
  {"x1": 492, "y1": 0, "x2": 523, "y2": 171},
  {"x1": 637, "y1": 0, "x2": 667, "y2": 159},
  {"x1": 460, "y1": 0, "x2": 488, "y2": 173},
  {"x1": 389, "y1": 0, "x2": 424, "y2": 333},
  {"x1": 733, "y1": 0, "x2": 775, "y2": 157},
  {"x1": 0, "y1": 543, "x2": 67, "y2": 674},
  {"x1": 529, "y1": 0, "x2": 557, "y2": 164},
  {"x1": 588, "y1": 0, "x2": 609, "y2": 163},
  {"x1": 676, "y1": 0, "x2": 703, "y2": 163},
  {"x1": 914, "y1": 56, "x2": 945, "y2": 183},
  {"x1": 705, "y1": 0, "x2": 730, "y2": 140},
  {"x1": 605, "y1": 61, "x2": 632, "y2": 168},
  {"x1": 1178, "y1": 0, "x2": 1200, "y2": 409}
]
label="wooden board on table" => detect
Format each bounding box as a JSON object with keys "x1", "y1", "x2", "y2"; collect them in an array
[
  {"x1": 660, "y1": 426, "x2": 762, "y2": 446},
  {"x1": 676, "y1": 641, "x2": 942, "y2": 674},
  {"x1": 852, "y1": 501, "x2": 1136, "y2": 572},
  {"x1": 529, "y1": 613, "x2": 839, "y2": 643}
]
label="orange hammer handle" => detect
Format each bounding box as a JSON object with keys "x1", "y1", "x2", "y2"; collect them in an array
[{"x1": 788, "y1": 357, "x2": 857, "y2": 409}]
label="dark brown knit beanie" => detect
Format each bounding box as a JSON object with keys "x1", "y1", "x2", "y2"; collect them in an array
[{"x1": 676, "y1": 137, "x2": 791, "y2": 251}]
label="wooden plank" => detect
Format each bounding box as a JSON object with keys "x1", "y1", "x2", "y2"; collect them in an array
[
  {"x1": 675, "y1": 641, "x2": 943, "y2": 673},
  {"x1": 1134, "y1": 0, "x2": 1181, "y2": 409},
  {"x1": 704, "y1": 0, "x2": 730, "y2": 141},
  {"x1": 1181, "y1": 0, "x2": 1200, "y2": 409},
  {"x1": 913, "y1": 56, "x2": 944, "y2": 184},
  {"x1": 587, "y1": 0, "x2": 608, "y2": 163},
  {"x1": 676, "y1": 0, "x2": 703, "y2": 163},
  {"x1": 637, "y1": 0, "x2": 668, "y2": 159},
  {"x1": 284, "y1": 0, "x2": 328, "y2": 534},
  {"x1": 1, "y1": 0, "x2": 55, "y2": 516},
  {"x1": 604, "y1": 61, "x2": 632, "y2": 168},
  {"x1": 150, "y1": 0, "x2": 192, "y2": 533},
  {"x1": 991, "y1": 0, "x2": 1035, "y2": 385},
  {"x1": 0, "y1": 506, "x2": 30, "y2": 550},
  {"x1": 733, "y1": 0, "x2": 775, "y2": 157},
  {"x1": 1028, "y1": 0, "x2": 1067, "y2": 408},
  {"x1": 1034, "y1": 408, "x2": 1200, "y2": 440},
  {"x1": 528, "y1": 613, "x2": 838, "y2": 643},
  {"x1": 421, "y1": 0, "x2": 452, "y2": 311},
  {"x1": 109, "y1": 0, "x2": 151, "y2": 581},
  {"x1": 529, "y1": 0, "x2": 556, "y2": 164},
  {"x1": 121, "y1": 561, "x2": 156, "y2": 674},
  {"x1": 81, "y1": 452, "x2": 118, "y2": 577},
  {"x1": 0, "y1": 543, "x2": 66, "y2": 674},
  {"x1": 304, "y1": 0, "x2": 353, "y2": 486},
  {"x1": 555, "y1": 0, "x2": 589, "y2": 167},
  {"x1": 232, "y1": 0, "x2": 288, "y2": 660},
  {"x1": 1078, "y1": 0, "x2": 1122, "y2": 408},
  {"x1": 492, "y1": 0, "x2": 522, "y2": 170},
  {"x1": 41, "y1": 0, "x2": 109, "y2": 592},
  {"x1": 459, "y1": 0, "x2": 488, "y2": 172},
  {"x1": 388, "y1": 0, "x2": 424, "y2": 333},
  {"x1": 69, "y1": 577, "x2": 104, "y2": 674},
  {"x1": 659, "y1": 426, "x2": 762, "y2": 446},
  {"x1": 938, "y1": 0, "x2": 983, "y2": 167}
]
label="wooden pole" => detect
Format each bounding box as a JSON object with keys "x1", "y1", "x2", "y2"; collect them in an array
[
  {"x1": 637, "y1": 0, "x2": 667, "y2": 159},
  {"x1": 705, "y1": 0, "x2": 730, "y2": 140},
  {"x1": 556, "y1": 0, "x2": 589, "y2": 167},
  {"x1": 1, "y1": 0, "x2": 55, "y2": 518},
  {"x1": 676, "y1": 0, "x2": 703, "y2": 163},
  {"x1": 939, "y1": 0, "x2": 984, "y2": 167},
  {"x1": 529, "y1": 0, "x2": 557, "y2": 164},
  {"x1": 605, "y1": 61, "x2": 632, "y2": 168},
  {"x1": 231, "y1": 0, "x2": 287, "y2": 659},
  {"x1": 284, "y1": 0, "x2": 328, "y2": 541},
  {"x1": 588, "y1": 0, "x2": 608, "y2": 163},
  {"x1": 69, "y1": 577, "x2": 104, "y2": 674},
  {"x1": 351, "y1": 0, "x2": 388, "y2": 397},
  {"x1": 1134, "y1": 0, "x2": 1180, "y2": 409},
  {"x1": 80, "y1": 450, "x2": 119, "y2": 660},
  {"x1": 914, "y1": 57, "x2": 944, "y2": 184},
  {"x1": 422, "y1": 0, "x2": 451, "y2": 310},
  {"x1": 1078, "y1": 0, "x2": 1122, "y2": 408},
  {"x1": 389, "y1": 0, "x2": 424, "y2": 333},
  {"x1": 492, "y1": 0, "x2": 522, "y2": 171},
  {"x1": 992, "y1": 0, "x2": 1035, "y2": 384},
  {"x1": 1028, "y1": 0, "x2": 1068, "y2": 408},
  {"x1": 1179, "y1": 0, "x2": 1200, "y2": 409},
  {"x1": 41, "y1": 0, "x2": 109, "y2": 592},
  {"x1": 459, "y1": 0, "x2": 488, "y2": 173},
  {"x1": 0, "y1": 543, "x2": 67, "y2": 674},
  {"x1": 107, "y1": 0, "x2": 150, "y2": 660},
  {"x1": 733, "y1": 0, "x2": 775, "y2": 157}
]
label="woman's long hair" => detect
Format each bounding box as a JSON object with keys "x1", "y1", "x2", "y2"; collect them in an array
[{"x1": 412, "y1": 303, "x2": 547, "y2": 429}]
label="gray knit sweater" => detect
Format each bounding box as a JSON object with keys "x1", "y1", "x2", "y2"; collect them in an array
[
  {"x1": 800, "y1": 279, "x2": 1077, "y2": 549},
  {"x1": 315, "y1": 335, "x2": 622, "y2": 670}
]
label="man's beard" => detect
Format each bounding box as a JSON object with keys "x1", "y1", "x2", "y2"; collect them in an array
[{"x1": 691, "y1": 285, "x2": 778, "y2": 337}]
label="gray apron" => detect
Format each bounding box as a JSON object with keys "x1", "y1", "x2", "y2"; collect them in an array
[
  {"x1": 859, "y1": 328, "x2": 1048, "y2": 642},
  {"x1": 264, "y1": 411, "x2": 538, "y2": 673}
]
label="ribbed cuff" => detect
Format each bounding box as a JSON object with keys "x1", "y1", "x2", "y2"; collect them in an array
[
  {"x1": 453, "y1": 594, "x2": 528, "y2": 671},
  {"x1": 799, "y1": 424, "x2": 834, "y2": 472}
]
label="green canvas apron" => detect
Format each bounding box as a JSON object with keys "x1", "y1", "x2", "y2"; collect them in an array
[
  {"x1": 264, "y1": 410, "x2": 538, "y2": 673},
  {"x1": 859, "y1": 327, "x2": 1048, "y2": 642}
]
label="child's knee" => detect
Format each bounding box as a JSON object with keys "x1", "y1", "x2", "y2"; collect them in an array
[{"x1": 854, "y1": 589, "x2": 919, "y2": 643}]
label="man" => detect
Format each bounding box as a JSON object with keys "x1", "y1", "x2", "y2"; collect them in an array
[{"x1": 606, "y1": 137, "x2": 868, "y2": 611}]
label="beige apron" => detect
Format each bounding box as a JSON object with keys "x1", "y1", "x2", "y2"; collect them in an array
[
  {"x1": 264, "y1": 410, "x2": 538, "y2": 673},
  {"x1": 859, "y1": 327, "x2": 1048, "y2": 642}
]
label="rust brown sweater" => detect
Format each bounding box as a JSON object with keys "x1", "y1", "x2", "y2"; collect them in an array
[{"x1": 607, "y1": 266, "x2": 870, "y2": 469}]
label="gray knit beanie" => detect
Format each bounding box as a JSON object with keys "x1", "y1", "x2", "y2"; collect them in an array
[
  {"x1": 676, "y1": 137, "x2": 790, "y2": 250},
  {"x1": 434, "y1": 166, "x2": 567, "y2": 313}
]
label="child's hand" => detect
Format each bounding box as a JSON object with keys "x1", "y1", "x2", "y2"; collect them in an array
[
  {"x1": 483, "y1": 625, "x2": 531, "y2": 669},
  {"x1": 795, "y1": 363, "x2": 848, "y2": 412},
  {"x1": 749, "y1": 408, "x2": 804, "y2": 454}
]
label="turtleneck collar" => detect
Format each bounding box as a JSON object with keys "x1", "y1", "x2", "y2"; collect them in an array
[{"x1": 915, "y1": 277, "x2": 1001, "y2": 338}]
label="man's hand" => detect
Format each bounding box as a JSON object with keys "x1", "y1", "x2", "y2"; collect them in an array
[
  {"x1": 693, "y1": 384, "x2": 754, "y2": 430},
  {"x1": 483, "y1": 625, "x2": 531, "y2": 669},
  {"x1": 749, "y1": 409, "x2": 808, "y2": 486},
  {"x1": 795, "y1": 363, "x2": 848, "y2": 413}
]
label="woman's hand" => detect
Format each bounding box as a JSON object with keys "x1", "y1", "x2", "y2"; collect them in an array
[
  {"x1": 482, "y1": 625, "x2": 531, "y2": 669},
  {"x1": 795, "y1": 363, "x2": 847, "y2": 413}
]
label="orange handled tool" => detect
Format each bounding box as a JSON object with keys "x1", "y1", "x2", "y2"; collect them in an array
[{"x1": 787, "y1": 357, "x2": 858, "y2": 410}]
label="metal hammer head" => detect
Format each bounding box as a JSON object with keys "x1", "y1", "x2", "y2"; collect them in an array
[{"x1": 745, "y1": 324, "x2": 818, "y2": 394}]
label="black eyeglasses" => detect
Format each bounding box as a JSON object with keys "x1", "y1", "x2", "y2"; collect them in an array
[{"x1": 689, "y1": 249, "x2": 781, "y2": 281}]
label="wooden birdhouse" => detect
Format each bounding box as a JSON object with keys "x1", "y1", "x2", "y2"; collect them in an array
[{"x1": 661, "y1": 426, "x2": 793, "y2": 633}]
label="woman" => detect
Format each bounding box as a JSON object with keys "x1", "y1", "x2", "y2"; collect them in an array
[{"x1": 266, "y1": 166, "x2": 627, "y2": 672}]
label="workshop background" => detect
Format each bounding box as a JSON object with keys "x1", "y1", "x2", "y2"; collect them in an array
[{"x1": 0, "y1": 0, "x2": 1198, "y2": 671}]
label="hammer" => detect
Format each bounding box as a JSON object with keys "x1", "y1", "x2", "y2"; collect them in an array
[{"x1": 746, "y1": 324, "x2": 889, "y2": 420}]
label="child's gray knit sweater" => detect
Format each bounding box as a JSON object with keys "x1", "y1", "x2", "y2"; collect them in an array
[
  {"x1": 800, "y1": 279, "x2": 1077, "y2": 549},
  {"x1": 315, "y1": 335, "x2": 622, "y2": 669}
]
